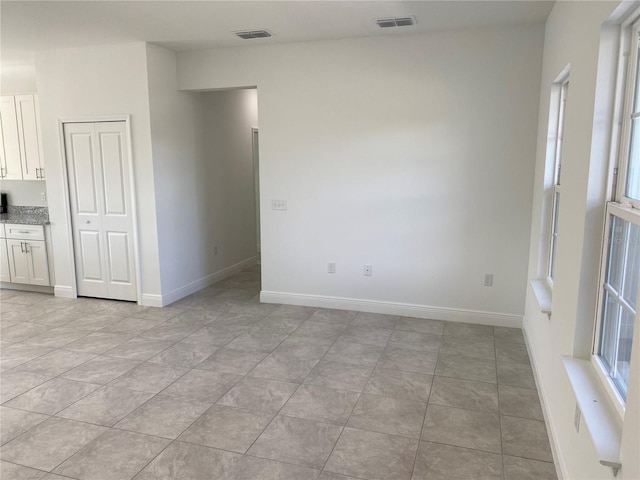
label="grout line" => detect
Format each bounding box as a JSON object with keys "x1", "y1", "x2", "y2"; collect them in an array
[
  {"x1": 318, "y1": 315, "x2": 393, "y2": 475},
  {"x1": 408, "y1": 325, "x2": 441, "y2": 479}
]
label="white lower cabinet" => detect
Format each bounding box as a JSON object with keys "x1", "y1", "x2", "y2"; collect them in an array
[
  {"x1": 1, "y1": 224, "x2": 50, "y2": 286},
  {"x1": 0, "y1": 239, "x2": 11, "y2": 282},
  {"x1": 6, "y1": 239, "x2": 30, "y2": 284}
]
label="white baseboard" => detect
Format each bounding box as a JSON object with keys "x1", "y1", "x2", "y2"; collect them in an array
[
  {"x1": 155, "y1": 256, "x2": 258, "y2": 307},
  {"x1": 260, "y1": 291, "x2": 522, "y2": 327},
  {"x1": 523, "y1": 327, "x2": 566, "y2": 480},
  {"x1": 0, "y1": 283, "x2": 55, "y2": 295},
  {"x1": 140, "y1": 293, "x2": 164, "y2": 307},
  {"x1": 54, "y1": 285, "x2": 75, "y2": 298}
]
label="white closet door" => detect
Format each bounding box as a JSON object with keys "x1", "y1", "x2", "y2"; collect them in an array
[{"x1": 64, "y1": 121, "x2": 137, "y2": 301}]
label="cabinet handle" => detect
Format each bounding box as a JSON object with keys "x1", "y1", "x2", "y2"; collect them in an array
[
  {"x1": 40, "y1": 168, "x2": 44, "y2": 178},
  {"x1": 36, "y1": 168, "x2": 40, "y2": 179},
  {"x1": 18, "y1": 230, "x2": 31, "y2": 234},
  {"x1": 20, "y1": 242, "x2": 24, "y2": 253},
  {"x1": 24, "y1": 242, "x2": 29, "y2": 253}
]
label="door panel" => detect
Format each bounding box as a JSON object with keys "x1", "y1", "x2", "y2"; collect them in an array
[
  {"x1": 70, "y1": 132, "x2": 99, "y2": 215},
  {"x1": 6, "y1": 239, "x2": 29, "y2": 284},
  {"x1": 26, "y1": 241, "x2": 49, "y2": 286},
  {"x1": 0, "y1": 97, "x2": 23, "y2": 180},
  {"x1": 78, "y1": 230, "x2": 103, "y2": 281},
  {"x1": 99, "y1": 131, "x2": 127, "y2": 215},
  {"x1": 65, "y1": 121, "x2": 137, "y2": 301},
  {"x1": 106, "y1": 231, "x2": 131, "y2": 283}
]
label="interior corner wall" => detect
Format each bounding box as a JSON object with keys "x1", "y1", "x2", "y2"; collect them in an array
[
  {"x1": 523, "y1": 1, "x2": 639, "y2": 479},
  {"x1": 146, "y1": 43, "x2": 258, "y2": 302},
  {"x1": 177, "y1": 23, "x2": 544, "y2": 322},
  {"x1": 35, "y1": 42, "x2": 163, "y2": 298}
]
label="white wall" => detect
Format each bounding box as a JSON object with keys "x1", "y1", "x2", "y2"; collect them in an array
[
  {"x1": 0, "y1": 180, "x2": 47, "y2": 206},
  {"x1": 1, "y1": 63, "x2": 37, "y2": 94},
  {"x1": 146, "y1": 44, "x2": 258, "y2": 304},
  {"x1": 35, "y1": 42, "x2": 163, "y2": 299},
  {"x1": 177, "y1": 24, "x2": 544, "y2": 324},
  {"x1": 523, "y1": 1, "x2": 639, "y2": 479}
]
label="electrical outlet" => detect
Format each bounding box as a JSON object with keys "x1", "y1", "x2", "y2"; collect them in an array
[
  {"x1": 271, "y1": 199, "x2": 287, "y2": 211},
  {"x1": 574, "y1": 404, "x2": 581, "y2": 432},
  {"x1": 484, "y1": 273, "x2": 494, "y2": 286},
  {"x1": 327, "y1": 262, "x2": 336, "y2": 274},
  {"x1": 40, "y1": 192, "x2": 46, "y2": 202},
  {"x1": 363, "y1": 265, "x2": 373, "y2": 276},
  {"x1": 214, "y1": 245, "x2": 218, "y2": 255}
]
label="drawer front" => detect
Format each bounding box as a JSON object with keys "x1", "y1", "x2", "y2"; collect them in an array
[
  {"x1": 0, "y1": 224, "x2": 5, "y2": 239},
  {"x1": 5, "y1": 224, "x2": 45, "y2": 241}
]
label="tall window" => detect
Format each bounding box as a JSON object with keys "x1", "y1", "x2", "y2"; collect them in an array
[
  {"x1": 548, "y1": 79, "x2": 569, "y2": 284},
  {"x1": 595, "y1": 15, "x2": 640, "y2": 404}
]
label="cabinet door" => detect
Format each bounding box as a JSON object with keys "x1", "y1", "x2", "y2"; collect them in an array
[
  {"x1": 15, "y1": 95, "x2": 42, "y2": 180},
  {"x1": 6, "y1": 239, "x2": 29, "y2": 284},
  {"x1": 0, "y1": 239, "x2": 11, "y2": 282},
  {"x1": 0, "y1": 96, "x2": 23, "y2": 180},
  {"x1": 26, "y1": 240, "x2": 49, "y2": 286}
]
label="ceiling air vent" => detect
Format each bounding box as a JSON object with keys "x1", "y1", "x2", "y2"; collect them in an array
[
  {"x1": 234, "y1": 30, "x2": 272, "y2": 40},
  {"x1": 375, "y1": 16, "x2": 416, "y2": 28}
]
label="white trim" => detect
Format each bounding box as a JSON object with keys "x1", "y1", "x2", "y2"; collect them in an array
[
  {"x1": 57, "y1": 115, "x2": 142, "y2": 304},
  {"x1": 523, "y1": 328, "x2": 566, "y2": 480},
  {"x1": 616, "y1": 14, "x2": 640, "y2": 208},
  {"x1": 591, "y1": 354, "x2": 626, "y2": 420},
  {"x1": 530, "y1": 279, "x2": 552, "y2": 317},
  {"x1": 53, "y1": 285, "x2": 75, "y2": 298},
  {"x1": 140, "y1": 293, "x2": 163, "y2": 308},
  {"x1": 562, "y1": 356, "x2": 623, "y2": 475},
  {"x1": 260, "y1": 291, "x2": 522, "y2": 327},
  {"x1": 0, "y1": 283, "x2": 54, "y2": 294},
  {"x1": 144, "y1": 256, "x2": 257, "y2": 307}
]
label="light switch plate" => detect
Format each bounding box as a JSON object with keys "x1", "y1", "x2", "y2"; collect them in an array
[{"x1": 271, "y1": 199, "x2": 287, "y2": 211}]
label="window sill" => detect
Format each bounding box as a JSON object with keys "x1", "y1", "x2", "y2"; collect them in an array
[
  {"x1": 530, "y1": 279, "x2": 552, "y2": 317},
  {"x1": 562, "y1": 356, "x2": 622, "y2": 475}
]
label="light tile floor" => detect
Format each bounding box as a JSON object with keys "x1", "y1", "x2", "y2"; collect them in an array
[{"x1": 0, "y1": 266, "x2": 558, "y2": 480}]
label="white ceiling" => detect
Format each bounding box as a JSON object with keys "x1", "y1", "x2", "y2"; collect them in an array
[{"x1": 1, "y1": 0, "x2": 554, "y2": 66}]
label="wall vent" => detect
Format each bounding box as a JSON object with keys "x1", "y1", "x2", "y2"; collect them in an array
[
  {"x1": 375, "y1": 16, "x2": 416, "y2": 28},
  {"x1": 234, "y1": 30, "x2": 272, "y2": 39}
]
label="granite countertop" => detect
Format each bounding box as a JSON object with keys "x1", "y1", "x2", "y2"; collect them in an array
[{"x1": 0, "y1": 206, "x2": 50, "y2": 225}]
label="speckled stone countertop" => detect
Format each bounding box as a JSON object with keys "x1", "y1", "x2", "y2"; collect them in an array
[{"x1": 0, "y1": 206, "x2": 50, "y2": 225}]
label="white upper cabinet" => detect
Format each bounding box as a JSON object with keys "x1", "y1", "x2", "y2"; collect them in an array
[
  {"x1": 0, "y1": 94, "x2": 45, "y2": 180},
  {"x1": 0, "y1": 97, "x2": 24, "y2": 180}
]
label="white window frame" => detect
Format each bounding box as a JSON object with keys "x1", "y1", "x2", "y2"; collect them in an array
[
  {"x1": 547, "y1": 79, "x2": 569, "y2": 286},
  {"x1": 616, "y1": 15, "x2": 640, "y2": 210},
  {"x1": 593, "y1": 10, "x2": 640, "y2": 416}
]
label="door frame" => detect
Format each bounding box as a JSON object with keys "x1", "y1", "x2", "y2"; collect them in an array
[
  {"x1": 251, "y1": 127, "x2": 260, "y2": 259},
  {"x1": 57, "y1": 115, "x2": 142, "y2": 304}
]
